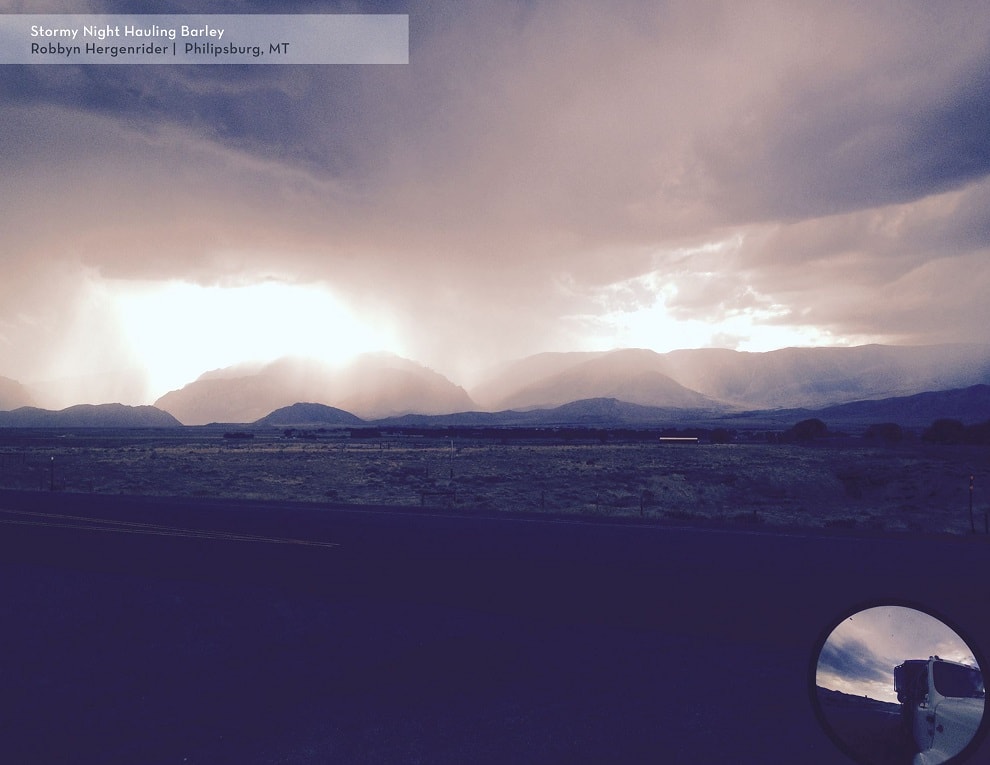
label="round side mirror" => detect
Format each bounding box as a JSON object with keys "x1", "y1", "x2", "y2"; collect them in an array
[{"x1": 812, "y1": 604, "x2": 986, "y2": 764}]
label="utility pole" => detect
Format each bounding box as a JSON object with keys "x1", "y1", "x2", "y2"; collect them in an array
[{"x1": 969, "y1": 475, "x2": 975, "y2": 534}]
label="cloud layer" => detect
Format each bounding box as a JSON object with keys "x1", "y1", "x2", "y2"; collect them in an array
[
  {"x1": 817, "y1": 605, "x2": 979, "y2": 702},
  {"x1": 2, "y1": 0, "x2": 989, "y2": 401}
]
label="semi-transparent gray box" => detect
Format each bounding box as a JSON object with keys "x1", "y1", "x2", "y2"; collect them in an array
[{"x1": 0, "y1": 14, "x2": 408, "y2": 64}]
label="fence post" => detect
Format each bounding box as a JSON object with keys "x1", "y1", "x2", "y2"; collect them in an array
[{"x1": 970, "y1": 475, "x2": 976, "y2": 534}]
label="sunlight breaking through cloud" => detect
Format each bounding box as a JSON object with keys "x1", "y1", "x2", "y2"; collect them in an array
[{"x1": 111, "y1": 279, "x2": 404, "y2": 399}]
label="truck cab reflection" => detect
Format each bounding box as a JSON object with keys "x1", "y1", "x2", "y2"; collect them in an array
[{"x1": 895, "y1": 656, "x2": 984, "y2": 765}]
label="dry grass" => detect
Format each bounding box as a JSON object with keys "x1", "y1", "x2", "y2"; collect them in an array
[{"x1": 2, "y1": 432, "x2": 988, "y2": 535}]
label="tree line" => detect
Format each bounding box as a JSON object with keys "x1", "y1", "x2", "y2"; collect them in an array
[{"x1": 776, "y1": 417, "x2": 990, "y2": 445}]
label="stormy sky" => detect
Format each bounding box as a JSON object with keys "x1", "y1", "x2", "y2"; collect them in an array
[
  {"x1": 816, "y1": 605, "x2": 981, "y2": 703},
  {"x1": 2, "y1": 0, "x2": 990, "y2": 405}
]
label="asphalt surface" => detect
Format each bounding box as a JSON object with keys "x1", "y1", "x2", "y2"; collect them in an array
[
  {"x1": 817, "y1": 702, "x2": 915, "y2": 765},
  {"x1": 1, "y1": 489, "x2": 988, "y2": 764}
]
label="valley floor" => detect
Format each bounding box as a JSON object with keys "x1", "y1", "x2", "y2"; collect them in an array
[{"x1": 2, "y1": 430, "x2": 988, "y2": 535}]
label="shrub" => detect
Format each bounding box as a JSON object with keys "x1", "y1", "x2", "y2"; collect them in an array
[
  {"x1": 785, "y1": 418, "x2": 828, "y2": 442},
  {"x1": 922, "y1": 418, "x2": 966, "y2": 444}
]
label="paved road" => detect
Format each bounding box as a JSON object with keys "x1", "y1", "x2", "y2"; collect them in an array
[
  {"x1": 1, "y1": 489, "x2": 988, "y2": 764},
  {"x1": 818, "y1": 702, "x2": 915, "y2": 765}
]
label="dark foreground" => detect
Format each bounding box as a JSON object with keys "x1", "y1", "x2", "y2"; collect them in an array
[
  {"x1": 1, "y1": 490, "x2": 988, "y2": 764},
  {"x1": 816, "y1": 691, "x2": 916, "y2": 765}
]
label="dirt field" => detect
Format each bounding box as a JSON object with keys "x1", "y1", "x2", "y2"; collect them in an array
[{"x1": 1, "y1": 430, "x2": 988, "y2": 535}]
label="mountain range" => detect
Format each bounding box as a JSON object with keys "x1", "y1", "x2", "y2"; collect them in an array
[
  {"x1": 783, "y1": 383, "x2": 990, "y2": 427},
  {"x1": 3, "y1": 344, "x2": 990, "y2": 427},
  {"x1": 0, "y1": 404, "x2": 182, "y2": 428},
  {"x1": 152, "y1": 354, "x2": 475, "y2": 425},
  {"x1": 472, "y1": 345, "x2": 990, "y2": 411}
]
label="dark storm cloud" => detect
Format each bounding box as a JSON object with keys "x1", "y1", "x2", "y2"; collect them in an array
[
  {"x1": 2, "y1": 0, "x2": 990, "y2": 392},
  {"x1": 817, "y1": 637, "x2": 892, "y2": 686},
  {"x1": 704, "y1": 67, "x2": 990, "y2": 221},
  {"x1": 0, "y1": 55, "x2": 370, "y2": 180},
  {"x1": 698, "y1": 2, "x2": 990, "y2": 221},
  {"x1": 1, "y1": 0, "x2": 409, "y2": 180},
  {"x1": 11, "y1": 1, "x2": 990, "y2": 239}
]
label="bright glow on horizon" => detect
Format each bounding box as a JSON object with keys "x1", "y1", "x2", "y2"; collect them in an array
[
  {"x1": 112, "y1": 280, "x2": 403, "y2": 400},
  {"x1": 573, "y1": 291, "x2": 864, "y2": 355},
  {"x1": 560, "y1": 236, "x2": 877, "y2": 354},
  {"x1": 558, "y1": 233, "x2": 878, "y2": 353}
]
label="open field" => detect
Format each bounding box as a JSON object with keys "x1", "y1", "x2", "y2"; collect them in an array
[{"x1": 1, "y1": 428, "x2": 989, "y2": 535}]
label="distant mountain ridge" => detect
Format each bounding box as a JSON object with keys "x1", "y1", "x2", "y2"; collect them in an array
[
  {"x1": 2, "y1": 388, "x2": 989, "y2": 432},
  {"x1": 473, "y1": 344, "x2": 990, "y2": 412},
  {"x1": 154, "y1": 353, "x2": 476, "y2": 425},
  {"x1": 362, "y1": 385, "x2": 990, "y2": 430},
  {"x1": 374, "y1": 398, "x2": 696, "y2": 428},
  {"x1": 3, "y1": 383, "x2": 984, "y2": 430},
  {"x1": 6, "y1": 343, "x2": 990, "y2": 426},
  {"x1": 487, "y1": 349, "x2": 722, "y2": 411},
  {"x1": 813, "y1": 383, "x2": 990, "y2": 426},
  {"x1": 658, "y1": 344, "x2": 990, "y2": 408},
  {"x1": 0, "y1": 404, "x2": 181, "y2": 428}
]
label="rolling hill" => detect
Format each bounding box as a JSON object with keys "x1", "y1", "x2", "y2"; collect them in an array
[
  {"x1": 373, "y1": 397, "x2": 703, "y2": 428},
  {"x1": 155, "y1": 353, "x2": 476, "y2": 425},
  {"x1": 254, "y1": 402, "x2": 365, "y2": 428},
  {"x1": 812, "y1": 384, "x2": 990, "y2": 426},
  {"x1": 0, "y1": 404, "x2": 181, "y2": 428}
]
